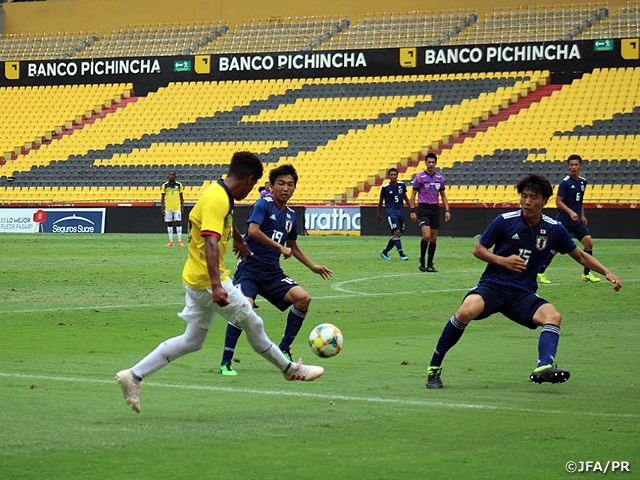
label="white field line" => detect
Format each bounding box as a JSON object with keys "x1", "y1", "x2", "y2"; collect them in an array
[
  {"x1": 1, "y1": 371, "x2": 638, "y2": 419},
  {"x1": 330, "y1": 271, "x2": 475, "y2": 295},
  {"x1": 5, "y1": 273, "x2": 635, "y2": 314},
  {"x1": 3, "y1": 272, "x2": 464, "y2": 314}
]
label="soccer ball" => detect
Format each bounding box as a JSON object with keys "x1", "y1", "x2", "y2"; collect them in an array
[{"x1": 308, "y1": 323, "x2": 343, "y2": 358}]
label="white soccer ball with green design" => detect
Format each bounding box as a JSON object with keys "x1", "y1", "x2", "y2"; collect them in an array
[{"x1": 308, "y1": 323, "x2": 343, "y2": 358}]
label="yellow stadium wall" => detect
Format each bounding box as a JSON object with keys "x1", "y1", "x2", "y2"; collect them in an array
[{"x1": 2, "y1": 0, "x2": 629, "y2": 35}]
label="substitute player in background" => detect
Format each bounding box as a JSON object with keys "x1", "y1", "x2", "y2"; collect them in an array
[
  {"x1": 161, "y1": 171, "x2": 185, "y2": 247},
  {"x1": 425, "y1": 173, "x2": 621, "y2": 390},
  {"x1": 409, "y1": 152, "x2": 451, "y2": 272},
  {"x1": 219, "y1": 164, "x2": 333, "y2": 376},
  {"x1": 116, "y1": 153, "x2": 324, "y2": 413},
  {"x1": 537, "y1": 154, "x2": 600, "y2": 284},
  {"x1": 378, "y1": 167, "x2": 411, "y2": 261}
]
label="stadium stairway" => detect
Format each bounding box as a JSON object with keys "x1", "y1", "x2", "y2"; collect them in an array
[
  {"x1": 352, "y1": 80, "x2": 562, "y2": 203},
  {"x1": 1, "y1": 69, "x2": 639, "y2": 206},
  {"x1": 398, "y1": 83, "x2": 566, "y2": 162},
  {"x1": 356, "y1": 68, "x2": 640, "y2": 206},
  {"x1": 21, "y1": 96, "x2": 140, "y2": 158},
  {"x1": 1, "y1": 85, "x2": 134, "y2": 166}
]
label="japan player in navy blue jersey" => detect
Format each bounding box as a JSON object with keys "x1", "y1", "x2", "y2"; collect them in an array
[
  {"x1": 378, "y1": 167, "x2": 411, "y2": 261},
  {"x1": 425, "y1": 174, "x2": 621, "y2": 389},
  {"x1": 219, "y1": 164, "x2": 333, "y2": 376},
  {"x1": 537, "y1": 154, "x2": 600, "y2": 284}
]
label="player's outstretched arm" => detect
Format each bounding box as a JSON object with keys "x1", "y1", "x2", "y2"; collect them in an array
[
  {"x1": 289, "y1": 241, "x2": 333, "y2": 280},
  {"x1": 568, "y1": 248, "x2": 622, "y2": 291}
]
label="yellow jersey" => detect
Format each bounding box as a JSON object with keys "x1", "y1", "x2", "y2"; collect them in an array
[
  {"x1": 161, "y1": 181, "x2": 184, "y2": 211},
  {"x1": 182, "y1": 181, "x2": 234, "y2": 288}
]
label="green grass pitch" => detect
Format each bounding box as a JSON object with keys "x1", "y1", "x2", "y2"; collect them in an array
[{"x1": 1, "y1": 233, "x2": 639, "y2": 479}]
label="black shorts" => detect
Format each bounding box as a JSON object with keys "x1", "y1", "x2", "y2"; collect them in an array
[
  {"x1": 465, "y1": 281, "x2": 547, "y2": 330},
  {"x1": 417, "y1": 204, "x2": 440, "y2": 230},
  {"x1": 385, "y1": 215, "x2": 405, "y2": 234},
  {"x1": 564, "y1": 222, "x2": 591, "y2": 242},
  {"x1": 233, "y1": 259, "x2": 298, "y2": 311}
]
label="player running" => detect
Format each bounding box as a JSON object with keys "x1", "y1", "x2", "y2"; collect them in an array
[
  {"x1": 116, "y1": 153, "x2": 324, "y2": 413},
  {"x1": 218, "y1": 164, "x2": 333, "y2": 376}
]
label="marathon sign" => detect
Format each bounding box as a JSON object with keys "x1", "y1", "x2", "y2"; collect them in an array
[{"x1": 305, "y1": 207, "x2": 361, "y2": 235}]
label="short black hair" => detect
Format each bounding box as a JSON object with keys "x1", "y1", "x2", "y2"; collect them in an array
[
  {"x1": 516, "y1": 173, "x2": 553, "y2": 200},
  {"x1": 227, "y1": 151, "x2": 263, "y2": 181},
  {"x1": 269, "y1": 164, "x2": 298, "y2": 186},
  {"x1": 388, "y1": 167, "x2": 399, "y2": 174},
  {"x1": 567, "y1": 154, "x2": 583, "y2": 164},
  {"x1": 426, "y1": 152, "x2": 438, "y2": 162}
]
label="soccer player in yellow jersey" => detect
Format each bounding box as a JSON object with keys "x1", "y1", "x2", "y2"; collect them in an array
[
  {"x1": 116, "y1": 152, "x2": 324, "y2": 413},
  {"x1": 160, "y1": 171, "x2": 184, "y2": 246}
]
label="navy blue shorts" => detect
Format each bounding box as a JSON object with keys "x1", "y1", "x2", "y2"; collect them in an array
[
  {"x1": 233, "y1": 259, "x2": 298, "y2": 312},
  {"x1": 417, "y1": 204, "x2": 440, "y2": 230},
  {"x1": 564, "y1": 222, "x2": 591, "y2": 242},
  {"x1": 464, "y1": 281, "x2": 548, "y2": 330},
  {"x1": 385, "y1": 215, "x2": 405, "y2": 234}
]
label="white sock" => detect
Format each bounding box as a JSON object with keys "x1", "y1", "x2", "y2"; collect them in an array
[
  {"x1": 131, "y1": 324, "x2": 208, "y2": 379},
  {"x1": 167, "y1": 226, "x2": 174, "y2": 242},
  {"x1": 177, "y1": 226, "x2": 183, "y2": 242},
  {"x1": 237, "y1": 310, "x2": 290, "y2": 371}
]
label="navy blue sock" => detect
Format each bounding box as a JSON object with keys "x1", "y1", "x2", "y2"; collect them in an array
[
  {"x1": 537, "y1": 324, "x2": 560, "y2": 367},
  {"x1": 383, "y1": 238, "x2": 395, "y2": 254},
  {"x1": 393, "y1": 238, "x2": 404, "y2": 255},
  {"x1": 221, "y1": 322, "x2": 243, "y2": 365},
  {"x1": 427, "y1": 242, "x2": 437, "y2": 266},
  {"x1": 583, "y1": 250, "x2": 593, "y2": 275},
  {"x1": 279, "y1": 306, "x2": 306, "y2": 352},
  {"x1": 430, "y1": 316, "x2": 467, "y2": 367},
  {"x1": 420, "y1": 240, "x2": 428, "y2": 263}
]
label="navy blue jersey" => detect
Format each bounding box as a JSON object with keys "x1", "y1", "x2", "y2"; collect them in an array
[
  {"x1": 244, "y1": 197, "x2": 297, "y2": 268},
  {"x1": 555, "y1": 174, "x2": 588, "y2": 227},
  {"x1": 380, "y1": 181, "x2": 407, "y2": 217},
  {"x1": 479, "y1": 210, "x2": 577, "y2": 292}
]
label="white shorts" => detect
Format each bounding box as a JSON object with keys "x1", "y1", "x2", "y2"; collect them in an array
[
  {"x1": 164, "y1": 210, "x2": 182, "y2": 223},
  {"x1": 177, "y1": 279, "x2": 253, "y2": 330}
]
